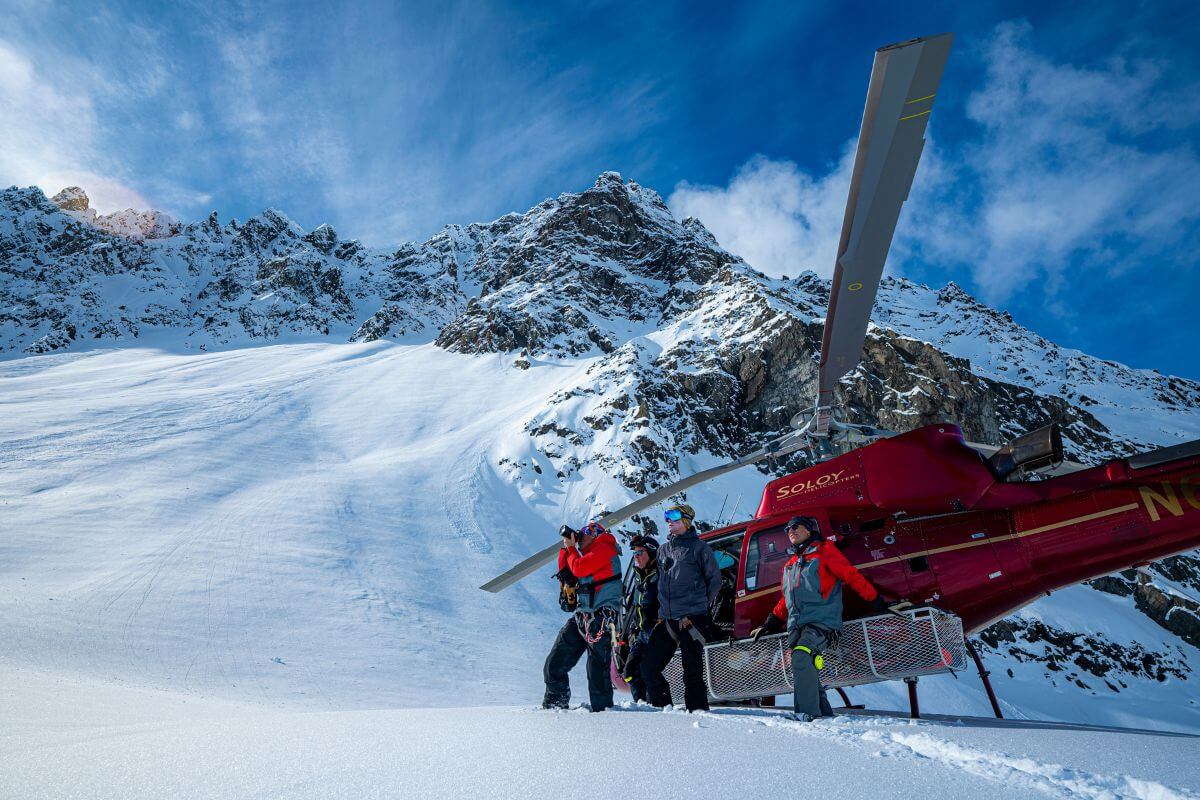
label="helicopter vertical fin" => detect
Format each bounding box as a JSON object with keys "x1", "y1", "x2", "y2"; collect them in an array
[{"x1": 815, "y1": 33, "x2": 953, "y2": 432}]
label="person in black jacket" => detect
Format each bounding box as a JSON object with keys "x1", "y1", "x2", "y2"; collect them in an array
[
  {"x1": 620, "y1": 534, "x2": 660, "y2": 702},
  {"x1": 640, "y1": 503, "x2": 721, "y2": 712}
]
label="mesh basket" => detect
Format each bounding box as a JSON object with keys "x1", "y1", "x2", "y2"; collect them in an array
[{"x1": 660, "y1": 607, "x2": 966, "y2": 704}]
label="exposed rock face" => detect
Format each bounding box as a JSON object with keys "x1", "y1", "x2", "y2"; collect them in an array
[
  {"x1": 1, "y1": 187, "x2": 385, "y2": 351},
  {"x1": 979, "y1": 616, "x2": 1192, "y2": 692},
  {"x1": 1091, "y1": 559, "x2": 1200, "y2": 649},
  {"x1": 49, "y1": 186, "x2": 181, "y2": 239},
  {"x1": 52, "y1": 186, "x2": 90, "y2": 212}
]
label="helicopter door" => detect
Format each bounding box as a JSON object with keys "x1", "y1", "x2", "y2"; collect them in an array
[
  {"x1": 837, "y1": 517, "x2": 914, "y2": 618},
  {"x1": 919, "y1": 513, "x2": 1015, "y2": 624},
  {"x1": 733, "y1": 523, "x2": 792, "y2": 638},
  {"x1": 707, "y1": 531, "x2": 746, "y2": 638}
]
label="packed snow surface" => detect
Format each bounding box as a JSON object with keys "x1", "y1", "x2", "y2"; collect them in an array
[
  {"x1": 2, "y1": 341, "x2": 1198, "y2": 797},
  {"x1": 3, "y1": 667, "x2": 1198, "y2": 800}
]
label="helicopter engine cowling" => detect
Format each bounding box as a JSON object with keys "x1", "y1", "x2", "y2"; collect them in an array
[
  {"x1": 756, "y1": 424, "x2": 996, "y2": 520},
  {"x1": 988, "y1": 424, "x2": 1064, "y2": 481}
]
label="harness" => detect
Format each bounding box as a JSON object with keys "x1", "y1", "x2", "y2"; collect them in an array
[
  {"x1": 576, "y1": 572, "x2": 621, "y2": 610},
  {"x1": 575, "y1": 606, "x2": 618, "y2": 645}
]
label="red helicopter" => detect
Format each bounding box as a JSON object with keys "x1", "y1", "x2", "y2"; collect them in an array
[{"x1": 482, "y1": 32, "x2": 1200, "y2": 714}]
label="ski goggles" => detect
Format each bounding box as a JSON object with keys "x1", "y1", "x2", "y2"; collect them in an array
[
  {"x1": 632, "y1": 548, "x2": 649, "y2": 557},
  {"x1": 664, "y1": 509, "x2": 685, "y2": 522}
]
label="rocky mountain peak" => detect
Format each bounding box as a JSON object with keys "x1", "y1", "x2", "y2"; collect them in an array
[
  {"x1": 46, "y1": 185, "x2": 180, "y2": 240},
  {"x1": 304, "y1": 223, "x2": 339, "y2": 254},
  {"x1": 52, "y1": 186, "x2": 90, "y2": 212}
]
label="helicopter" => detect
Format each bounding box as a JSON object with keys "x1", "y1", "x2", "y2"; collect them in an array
[{"x1": 481, "y1": 32, "x2": 1200, "y2": 713}]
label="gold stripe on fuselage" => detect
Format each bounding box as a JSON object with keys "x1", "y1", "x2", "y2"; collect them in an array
[{"x1": 734, "y1": 503, "x2": 1140, "y2": 603}]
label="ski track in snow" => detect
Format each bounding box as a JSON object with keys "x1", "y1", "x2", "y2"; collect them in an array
[{"x1": 441, "y1": 445, "x2": 494, "y2": 554}]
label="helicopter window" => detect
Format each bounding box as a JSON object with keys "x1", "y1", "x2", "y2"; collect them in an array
[
  {"x1": 907, "y1": 555, "x2": 929, "y2": 573},
  {"x1": 744, "y1": 525, "x2": 791, "y2": 591}
]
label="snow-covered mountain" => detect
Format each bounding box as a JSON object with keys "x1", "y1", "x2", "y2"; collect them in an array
[{"x1": 2, "y1": 174, "x2": 1199, "y2": 732}]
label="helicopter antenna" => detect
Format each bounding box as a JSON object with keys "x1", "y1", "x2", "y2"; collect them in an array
[{"x1": 806, "y1": 33, "x2": 953, "y2": 442}]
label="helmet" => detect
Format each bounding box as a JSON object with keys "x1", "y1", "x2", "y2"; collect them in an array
[
  {"x1": 785, "y1": 515, "x2": 822, "y2": 539},
  {"x1": 580, "y1": 521, "x2": 608, "y2": 539},
  {"x1": 630, "y1": 534, "x2": 659, "y2": 556},
  {"x1": 664, "y1": 503, "x2": 695, "y2": 525}
]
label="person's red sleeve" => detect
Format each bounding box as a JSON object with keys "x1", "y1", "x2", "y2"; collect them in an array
[
  {"x1": 771, "y1": 592, "x2": 788, "y2": 621},
  {"x1": 565, "y1": 533, "x2": 618, "y2": 580},
  {"x1": 822, "y1": 544, "x2": 878, "y2": 601},
  {"x1": 769, "y1": 554, "x2": 797, "y2": 621}
]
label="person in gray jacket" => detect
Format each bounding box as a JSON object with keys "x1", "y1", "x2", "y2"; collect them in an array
[{"x1": 639, "y1": 503, "x2": 721, "y2": 711}]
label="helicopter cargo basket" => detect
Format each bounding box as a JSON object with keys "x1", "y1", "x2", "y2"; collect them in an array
[{"x1": 663, "y1": 607, "x2": 968, "y2": 703}]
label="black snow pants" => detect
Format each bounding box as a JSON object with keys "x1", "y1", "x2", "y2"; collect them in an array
[
  {"x1": 640, "y1": 614, "x2": 715, "y2": 712},
  {"x1": 790, "y1": 624, "x2": 834, "y2": 718},
  {"x1": 623, "y1": 634, "x2": 650, "y2": 703},
  {"x1": 543, "y1": 608, "x2": 615, "y2": 711}
]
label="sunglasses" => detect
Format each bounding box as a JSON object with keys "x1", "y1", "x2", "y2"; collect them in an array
[{"x1": 664, "y1": 509, "x2": 685, "y2": 522}]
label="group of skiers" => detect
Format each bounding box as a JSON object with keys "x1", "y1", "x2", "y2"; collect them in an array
[{"x1": 543, "y1": 503, "x2": 890, "y2": 720}]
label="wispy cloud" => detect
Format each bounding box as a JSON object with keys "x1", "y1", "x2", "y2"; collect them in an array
[
  {"x1": 668, "y1": 152, "x2": 853, "y2": 278},
  {"x1": 667, "y1": 20, "x2": 1200, "y2": 305},
  {"x1": 0, "y1": 39, "x2": 150, "y2": 212},
  {"x1": 958, "y1": 20, "x2": 1200, "y2": 302}
]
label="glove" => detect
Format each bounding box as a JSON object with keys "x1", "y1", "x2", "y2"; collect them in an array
[
  {"x1": 554, "y1": 566, "x2": 577, "y2": 587},
  {"x1": 870, "y1": 596, "x2": 892, "y2": 615},
  {"x1": 751, "y1": 614, "x2": 784, "y2": 642}
]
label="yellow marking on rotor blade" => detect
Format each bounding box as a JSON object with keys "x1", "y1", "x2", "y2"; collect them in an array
[
  {"x1": 906, "y1": 93, "x2": 936, "y2": 104},
  {"x1": 899, "y1": 109, "x2": 932, "y2": 121}
]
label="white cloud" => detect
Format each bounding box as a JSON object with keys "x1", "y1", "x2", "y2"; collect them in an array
[{"x1": 668, "y1": 152, "x2": 854, "y2": 278}]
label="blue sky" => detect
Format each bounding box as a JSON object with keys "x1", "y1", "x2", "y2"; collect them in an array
[{"x1": 2, "y1": 0, "x2": 1198, "y2": 380}]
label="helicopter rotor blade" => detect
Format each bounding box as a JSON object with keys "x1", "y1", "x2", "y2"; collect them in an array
[
  {"x1": 815, "y1": 33, "x2": 953, "y2": 433},
  {"x1": 479, "y1": 432, "x2": 809, "y2": 593}
]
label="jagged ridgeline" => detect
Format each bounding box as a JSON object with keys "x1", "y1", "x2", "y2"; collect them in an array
[{"x1": 3, "y1": 174, "x2": 1197, "y2": 471}]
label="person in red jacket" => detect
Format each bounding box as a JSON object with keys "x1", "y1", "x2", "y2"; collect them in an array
[
  {"x1": 542, "y1": 521, "x2": 623, "y2": 711},
  {"x1": 752, "y1": 515, "x2": 890, "y2": 720}
]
